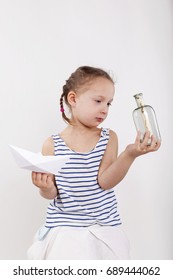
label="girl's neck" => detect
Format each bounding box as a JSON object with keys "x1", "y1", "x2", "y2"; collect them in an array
[
  {"x1": 60, "y1": 125, "x2": 102, "y2": 153},
  {"x1": 66, "y1": 124, "x2": 100, "y2": 135}
]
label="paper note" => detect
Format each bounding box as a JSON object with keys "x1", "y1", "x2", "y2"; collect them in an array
[{"x1": 9, "y1": 145, "x2": 70, "y2": 175}]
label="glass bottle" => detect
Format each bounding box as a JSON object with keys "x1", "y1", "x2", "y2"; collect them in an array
[{"x1": 133, "y1": 93, "x2": 161, "y2": 144}]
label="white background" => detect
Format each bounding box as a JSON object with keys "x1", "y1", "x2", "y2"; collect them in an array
[{"x1": 0, "y1": 0, "x2": 172, "y2": 259}]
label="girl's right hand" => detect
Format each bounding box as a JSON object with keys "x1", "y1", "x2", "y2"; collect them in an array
[{"x1": 31, "y1": 172, "x2": 58, "y2": 199}]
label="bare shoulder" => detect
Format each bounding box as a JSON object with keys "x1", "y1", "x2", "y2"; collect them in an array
[
  {"x1": 106, "y1": 129, "x2": 118, "y2": 157},
  {"x1": 42, "y1": 137, "x2": 54, "y2": 156},
  {"x1": 109, "y1": 129, "x2": 118, "y2": 146},
  {"x1": 98, "y1": 129, "x2": 118, "y2": 176}
]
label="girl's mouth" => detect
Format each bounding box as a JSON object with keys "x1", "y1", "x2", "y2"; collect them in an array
[{"x1": 96, "y1": 117, "x2": 104, "y2": 122}]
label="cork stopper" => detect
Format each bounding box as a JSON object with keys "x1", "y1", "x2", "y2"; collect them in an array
[{"x1": 133, "y1": 93, "x2": 145, "y2": 108}]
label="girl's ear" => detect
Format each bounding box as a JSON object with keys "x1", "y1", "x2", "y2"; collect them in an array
[{"x1": 67, "y1": 91, "x2": 77, "y2": 107}]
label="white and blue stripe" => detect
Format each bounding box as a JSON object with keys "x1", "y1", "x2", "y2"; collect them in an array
[{"x1": 45, "y1": 128, "x2": 121, "y2": 228}]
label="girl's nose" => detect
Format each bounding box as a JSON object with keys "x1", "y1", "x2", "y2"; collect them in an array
[{"x1": 101, "y1": 105, "x2": 108, "y2": 115}]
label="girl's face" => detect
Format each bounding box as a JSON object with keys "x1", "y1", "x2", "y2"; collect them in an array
[{"x1": 70, "y1": 77, "x2": 115, "y2": 128}]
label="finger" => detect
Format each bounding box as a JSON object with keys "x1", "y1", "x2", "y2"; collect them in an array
[
  {"x1": 135, "y1": 131, "x2": 142, "y2": 144},
  {"x1": 47, "y1": 175, "x2": 54, "y2": 186},
  {"x1": 153, "y1": 139, "x2": 161, "y2": 151},
  {"x1": 32, "y1": 171, "x2": 39, "y2": 184},
  {"x1": 40, "y1": 173, "x2": 47, "y2": 183},
  {"x1": 150, "y1": 135, "x2": 157, "y2": 149},
  {"x1": 141, "y1": 131, "x2": 151, "y2": 147},
  {"x1": 31, "y1": 171, "x2": 35, "y2": 181},
  {"x1": 40, "y1": 173, "x2": 54, "y2": 187},
  {"x1": 32, "y1": 172, "x2": 44, "y2": 186},
  {"x1": 146, "y1": 136, "x2": 161, "y2": 152},
  {"x1": 143, "y1": 130, "x2": 151, "y2": 141}
]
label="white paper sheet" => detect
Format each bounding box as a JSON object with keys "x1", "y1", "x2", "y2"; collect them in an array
[{"x1": 9, "y1": 144, "x2": 70, "y2": 175}]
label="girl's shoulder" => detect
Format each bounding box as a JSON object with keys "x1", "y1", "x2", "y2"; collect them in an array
[
  {"x1": 103, "y1": 128, "x2": 118, "y2": 143},
  {"x1": 98, "y1": 129, "x2": 118, "y2": 175},
  {"x1": 108, "y1": 128, "x2": 117, "y2": 137},
  {"x1": 42, "y1": 137, "x2": 54, "y2": 156},
  {"x1": 101, "y1": 128, "x2": 118, "y2": 153},
  {"x1": 107, "y1": 129, "x2": 118, "y2": 149}
]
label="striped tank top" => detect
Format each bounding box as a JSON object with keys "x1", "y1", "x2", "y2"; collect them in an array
[{"x1": 45, "y1": 128, "x2": 121, "y2": 228}]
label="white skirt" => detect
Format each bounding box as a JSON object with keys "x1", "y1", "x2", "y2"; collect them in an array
[{"x1": 27, "y1": 225, "x2": 130, "y2": 260}]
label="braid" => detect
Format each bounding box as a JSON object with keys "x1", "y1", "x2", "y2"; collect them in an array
[{"x1": 59, "y1": 85, "x2": 71, "y2": 124}]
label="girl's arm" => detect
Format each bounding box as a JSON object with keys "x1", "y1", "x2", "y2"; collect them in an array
[
  {"x1": 98, "y1": 130, "x2": 161, "y2": 190},
  {"x1": 31, "y1": 137, "x2": 58, "y2": 199}
]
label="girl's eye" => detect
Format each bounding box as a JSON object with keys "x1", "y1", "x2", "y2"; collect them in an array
[
  {"x1": 95, "y1": 100, "x2": 101, "y2": 103},
  {"x1": 95, "y1": 100, "x2": 112, "y2": 106}
]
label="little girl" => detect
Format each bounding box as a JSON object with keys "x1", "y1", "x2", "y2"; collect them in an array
[{"x1": 27, "y1": 66, "x2": 161, "y2": 260}]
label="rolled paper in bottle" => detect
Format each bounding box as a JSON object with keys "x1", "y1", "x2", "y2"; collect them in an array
[{"x1": 141, "y1": 107, "x2": 153, "y2": 136}]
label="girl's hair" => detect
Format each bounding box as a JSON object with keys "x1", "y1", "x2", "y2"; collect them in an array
[{"x1": 60, "y1": 66, "x2": 114, "y2": 124}]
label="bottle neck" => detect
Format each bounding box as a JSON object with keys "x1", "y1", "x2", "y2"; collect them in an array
[{"x1": 134, "y1": 93, "x2": 145, "y2": 108}]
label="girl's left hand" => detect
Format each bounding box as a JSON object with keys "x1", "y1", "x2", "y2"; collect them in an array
[{"x1": 125, "y1": 131, "x2": 161, "y2": 158}]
